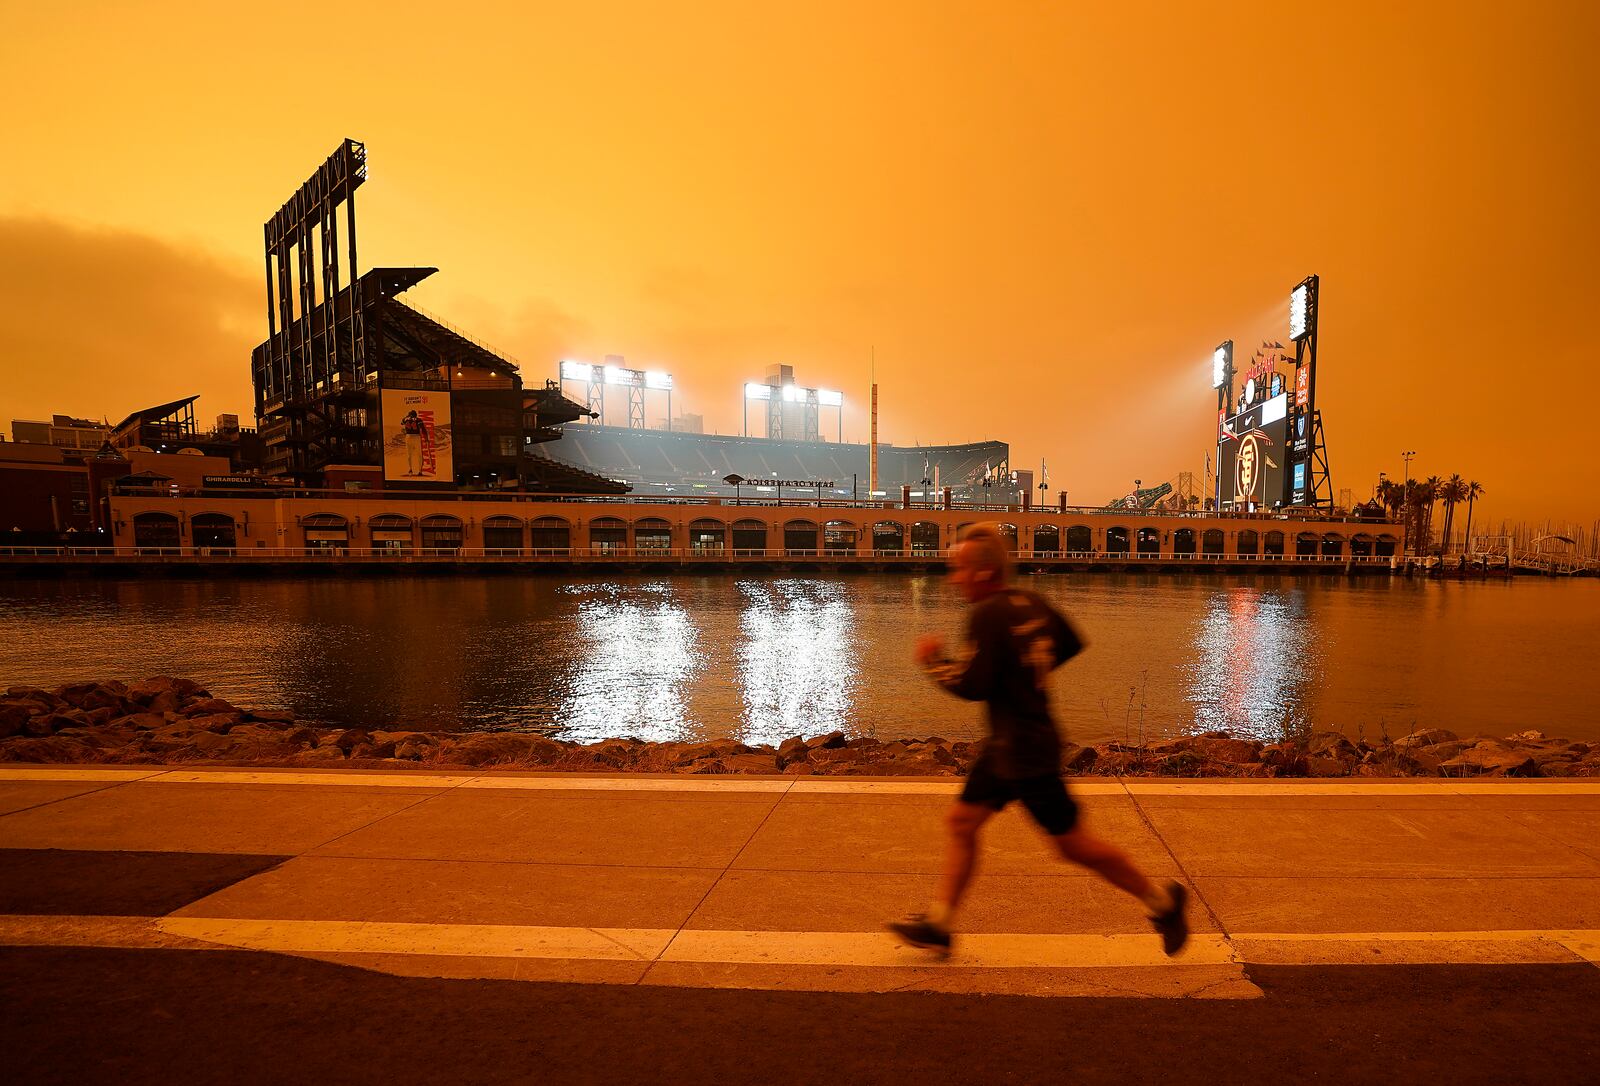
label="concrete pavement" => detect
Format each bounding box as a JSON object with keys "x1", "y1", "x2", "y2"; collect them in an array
[{"x1": 2, "y1": 766, "x2": 1599, "y2": 1000}]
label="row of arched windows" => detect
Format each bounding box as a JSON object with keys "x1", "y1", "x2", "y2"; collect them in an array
[{"x1": 128, "y1": 510, "x2": 1397, "y2": 558}]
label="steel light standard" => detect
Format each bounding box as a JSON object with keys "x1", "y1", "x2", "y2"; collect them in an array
[{"x1": 1401, "y1": 451, "x2": 1416, "y2": 557}]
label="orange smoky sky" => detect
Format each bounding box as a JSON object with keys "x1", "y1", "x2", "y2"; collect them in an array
[{"x1": 2, "y1": 1, "x2": 1596, "y2": 525}]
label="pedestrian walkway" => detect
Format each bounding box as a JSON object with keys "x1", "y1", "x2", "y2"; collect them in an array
[{"x1": 2, "y1": 767, "x2": 1598, "y2": 999}]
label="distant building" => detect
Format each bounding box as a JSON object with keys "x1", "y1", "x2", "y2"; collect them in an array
[{"x1": 8, "y1": 414, "x2": 111, "y2": 454}]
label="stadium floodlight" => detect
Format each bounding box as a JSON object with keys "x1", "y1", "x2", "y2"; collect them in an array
[
  {"x1": 1211, "y1": 344, "x2": 1230, "y2": 390},
  {"x1": 1290, "y1": 282, "x2": 1311, "y2": 340},
  {"x1": 645, "y1": 370, "x2": 673, "y2": 391},
  {"x1": 604, "y1": 365, "x2": 643, "y2": 387},
  {"x1": 817, "y1": 388, "x2": 843, "y2": 407},
  {"x1": 744, "y1": 382, "x2": 772, "y2": 400},
  {"x1": 782, "y1": 383, "x2": 803, "y2": 402},
  {"x1": 560, "y1": 360, "x2": 592, "y2": 381}
]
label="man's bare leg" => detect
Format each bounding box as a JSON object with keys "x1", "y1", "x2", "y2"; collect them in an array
[
  {"x1": 1052, "y1": 827, "x2": 1173, "y2": 913},
  {"x1": 932, "y1": 802, "x2": 993, "y2": 923}
]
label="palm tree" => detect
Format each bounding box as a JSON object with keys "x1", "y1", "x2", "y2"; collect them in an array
[
  {"x1": 1462, "y1": 480, "x2": 1485, "y2": 553},
  {"x1": 1420, "y1": 475, "x2": 1442, "y2": 554},
  {"x1": 1439, "y1": 474, "x2": 1467, "y2": 554}
]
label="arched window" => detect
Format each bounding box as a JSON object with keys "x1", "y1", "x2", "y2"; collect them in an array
[
  {"x1": 784, "y1": 519, "x2": 819, "y2": 554},
  {"x1": 731, "y1": 519, "x2": 767, "y2": 554},
  {"x1": 529, "y1": 517, "x2": 570, "y2": 552},
  {"x1": 1106, "y1": 526, "x2": 1130, "y2": 554},
  {"x1": 421, "y1": 514, "x2": 463, "y2": 553},
  {"x1": 1173, "y1": 528, "x2": 1196, "y2": 556},
  {"x1": 1350, "y1": 533, "x2": 1374, "y2": 558},
  {"x1": 589, "y1": 516, "x2": 628, "y2": 554},
  {"x1": 1375, "y1": 534, "x2": 1398, "y2": 558},
  {"x1": 823, "y1": 520, "x2": 857, "y2": 556},
  {"x1": 1065, "y1": 525, "x2": 1092, "y2": 554},
  {"x1": 996, "y1": 523, "x2": 1019, "y2": 553},
  {"x1": 872, "y1": 521, "x2": 906, "y2": 555},
  {"x1": 689, "y1": 518, "x2": 726, "y2": 555},
  {"x1": 1263, "y1": 530, "x2": 1285, "y2": 556},
  {"x1": 132, "y1": 512, "x2": 180, "y2": 552},
  {"x1": 304, "y1": 513, "x2": 348, "y2": 552},
  {"x1": 1201, "y1": 529, "x2": 1224, "y2": 556},
  {"x1": 1237, "y1": 528, "x2": 1259, "y2": 556},
  {"x1": 1033, "y1": 524, "x2": 1060, "y2": 554},
  {"x1": 634, "y1": 517, "x2": 672, "y2": 553},
  {"x1": 1296, "y1": 532, "x2": 1320, "y2": 557},
  {"x1": 191, "y1": 513, "x2": 236, "y2": 551},
  {"x1": 370, "y1": 514, "x2": 414, "y2": 553},
  {"x1": 483, "y1": 515, "x2": 524, "y2": 553},
  {"x1": 910, "y1": 521, "x2": 941, "y2": 556},
  {"x1": 1321, "y1": 533, "x2": 1345, "y2": 558},
  {"x1": 1136, "y1": 527, "x2": 1160, "y2": 555}
]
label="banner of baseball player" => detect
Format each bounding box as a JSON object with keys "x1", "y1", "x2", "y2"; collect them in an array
[{"x1": 380, "y1": 389, "x2": 454, "y2": 483}]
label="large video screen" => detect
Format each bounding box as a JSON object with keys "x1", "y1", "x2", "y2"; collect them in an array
[{"x1": 1218, "y1": 393, "x2": 1288, "y2": 510}]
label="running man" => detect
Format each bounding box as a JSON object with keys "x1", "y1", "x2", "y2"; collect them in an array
[{"x1": 889, "y1": 523, "x2": 1190, "y2": 956}]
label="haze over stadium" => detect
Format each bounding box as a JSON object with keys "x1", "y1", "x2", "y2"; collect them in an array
[{"x1": 3, "y1": 1, "x2": 1597, "y2": 524}]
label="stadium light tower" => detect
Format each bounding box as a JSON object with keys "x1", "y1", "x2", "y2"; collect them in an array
[
  {"x1": 743, "y1": 377, "x2": 842, "y2": 440},
  {"x1": 1211, "y1": 340, "x2": 1233, "y2": 511},
  {"x1": 558, "y1": 358, "x2": 673, "y2": 429}
]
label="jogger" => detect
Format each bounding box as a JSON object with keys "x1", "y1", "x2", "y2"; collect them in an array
[{"x1": 889, "y1": 523, "x2": 1190, "y2": 955}]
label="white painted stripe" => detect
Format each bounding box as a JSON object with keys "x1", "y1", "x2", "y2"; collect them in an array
[
  {"x1": 1121, "y1": 780, "x2": 1600, "y2": 796},
  {"x1": 2, "y1": 766, "x2": 1597, "y2": 797},
  {"x1": 0, "y1": 768, "x2": 160, "y2": 783},
  {"x1": 458, "y1": 776, "x2": 791, "y2": 794},
  {"x1": 663, "y1": 929, "x2": 1236, "y2": 968},
  {"x1": 156, "y1": 918, "x2": 676, "y2": 961},
  {"x1": 144, "y1": 770, "x2": 473, "y2": 789},
  {"x1": 4, "y1": 916, "x2": 1597, "y2": 970}
]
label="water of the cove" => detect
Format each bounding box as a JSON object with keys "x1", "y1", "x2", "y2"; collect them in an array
[{"x1": 2, "y1": 574, "x2": 1596, "y2": 746}]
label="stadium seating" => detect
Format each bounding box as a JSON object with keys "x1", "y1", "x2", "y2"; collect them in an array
[{"x1": 543, "y1": 425, "x2": 1009, "y2": 498}]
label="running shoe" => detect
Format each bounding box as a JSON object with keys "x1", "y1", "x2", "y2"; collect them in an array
[
  {"x1": 888, "y1": 913, "x2": 952, "y2": 953},
  {"x1": 1151, "y1": 881, "x2": 1189, "y2": 956}
]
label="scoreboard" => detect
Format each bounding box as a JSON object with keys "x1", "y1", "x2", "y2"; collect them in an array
[{"x1": 1217, "y1": 392, "x2": 1289, "y2": 510}]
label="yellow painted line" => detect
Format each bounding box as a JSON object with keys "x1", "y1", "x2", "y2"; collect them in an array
[
  {"x1": 155, "y1": 918, "x2": 675, "y2": 961},
  {"x1": 142, "y1": 770, "x2": 472, "y2": 789},
  {"x1": 0, "y1": 768, "x2": 161, "y2": 783},
  {"x1": 458, "y1": 776, "x2": 791, "y2": 794},
  {"x1": 4, "y1": 916, "x2": 1597, "y2": 972},
  {"x1": 662, "y1": 929, "x2": 1235, "y2": 968}
]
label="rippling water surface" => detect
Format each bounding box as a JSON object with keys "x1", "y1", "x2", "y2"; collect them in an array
[{"x1": 2, "y1": 574, "x2": 1596, "y2": 745}]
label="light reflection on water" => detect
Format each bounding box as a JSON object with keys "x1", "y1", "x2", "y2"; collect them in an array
[
  {"x1": 736, "y1": 579, "x2": 858, "y2": 746},
  {"x1": 1, "y1": 574, "x2": 1596, "y2": 744},
  {"x1": 557, "y1": 582, "x2": 702, "y2": 743},
  {"x1": 1184, "y1": 588, "x2": 1313, "y2": 740}
]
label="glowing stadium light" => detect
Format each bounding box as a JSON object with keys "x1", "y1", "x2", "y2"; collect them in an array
[
  {"x1": 744, "y1": 382, "x2": 772, "y2": 400},
  {"x1": 1290, "y1": 282, "x2": 1311, "y2": 341},
  {"x1": 1212, "y1": 346, "x2": 1228, "y2": 390},
  {"x1": 645, "y1": 370, "x2": 673, "y2": 391},
  {"x1": 604, "y1": 365, "x2": 643, "y2": 387},
  {"x1": 817, "y1": 389, "x2": 843, "y2": 407},
  {"x1": 782, "y1": 384, "x2": 803, "y2": 402},
  {"x1": 560, "y1": 360, "x2": 593, "y2": 381}
]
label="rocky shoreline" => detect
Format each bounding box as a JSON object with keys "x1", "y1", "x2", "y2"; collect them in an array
[{"x1": 3, "y1": 678, "x2": 1595, "y2": 778}]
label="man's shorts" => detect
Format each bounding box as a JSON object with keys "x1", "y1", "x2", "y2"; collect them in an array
[{"x1": 959, "y1": 756, "x2": 1079, "y2": 835}]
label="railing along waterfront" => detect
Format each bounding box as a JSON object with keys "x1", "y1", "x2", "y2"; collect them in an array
[{"x1": 0, "y1": 545, "x2": 1398, "y2": 566}]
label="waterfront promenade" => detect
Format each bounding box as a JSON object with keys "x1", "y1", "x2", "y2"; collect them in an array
[{"x1": 3, "y1": 766, "x2": 1597, "y2": 1081}]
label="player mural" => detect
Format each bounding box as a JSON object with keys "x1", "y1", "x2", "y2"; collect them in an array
[{"x1": 380, "y1": 389, "x2": 454, "y2": 482}]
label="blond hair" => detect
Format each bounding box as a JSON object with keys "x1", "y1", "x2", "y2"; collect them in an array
[{"x1": 956, "y1": 522, "x2": 1012, "y2": 583}]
